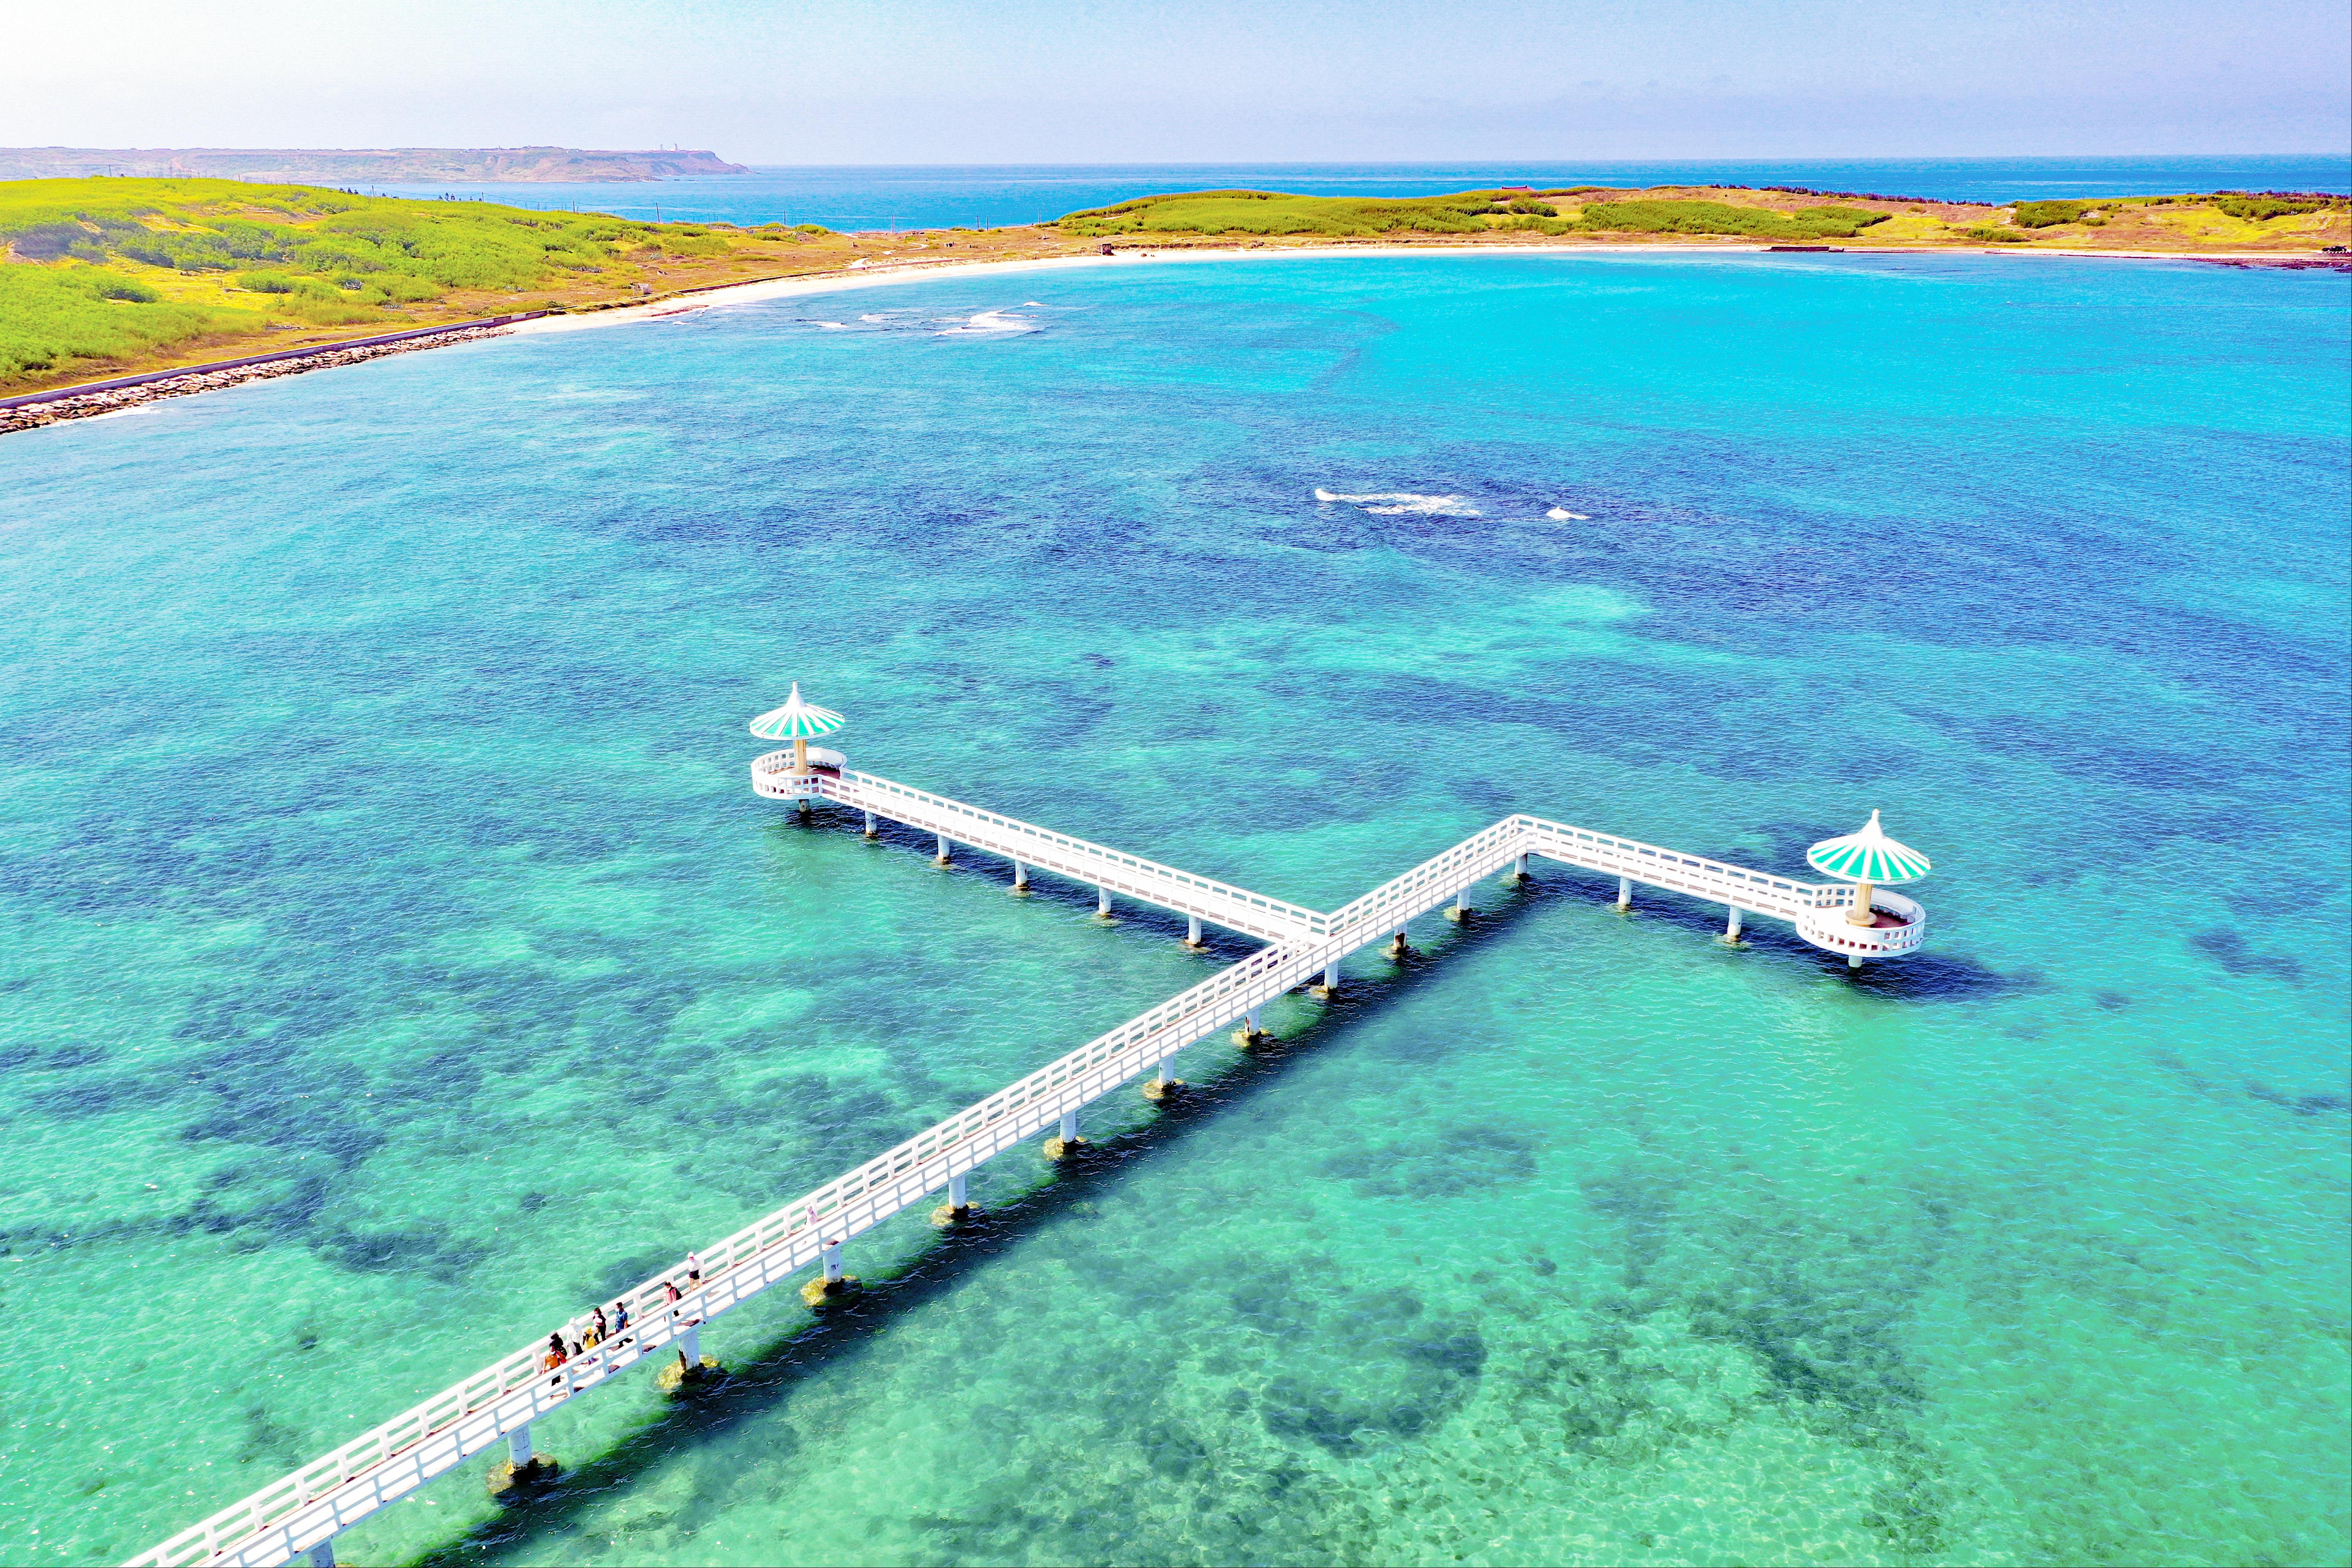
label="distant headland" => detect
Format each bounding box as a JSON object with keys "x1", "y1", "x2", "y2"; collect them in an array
[{"x1": 0, "y1": 147, "x2": 749, "y2": 183}]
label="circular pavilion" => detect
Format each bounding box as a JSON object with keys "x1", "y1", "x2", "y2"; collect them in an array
[{"x1": 1793, "y1": 810, "x2": 1932, "y2": 967}]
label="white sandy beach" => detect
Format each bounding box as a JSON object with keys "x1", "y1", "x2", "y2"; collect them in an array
[{"x1": 511, "y1": 238, "x2": 2311, "y2": 340}]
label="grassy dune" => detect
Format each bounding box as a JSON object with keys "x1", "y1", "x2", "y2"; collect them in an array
[
  {"x1": 1055, "y1": 185, "x2": 2351, "y2": 249},
  {"x1": 4, "y1": 178, "x2": 2345, "y2": 395},
  {"x1": 1053, "y1": 188, "x2": 1898, "y2": 240},
  {"x1": 0, "y1": 179, "x2": 1055, "y2": 391}
]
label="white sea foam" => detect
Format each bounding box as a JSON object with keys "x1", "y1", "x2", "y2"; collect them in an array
[
  {"x1": 814, "y1": 321, "x2": 848, "y2": 330},
  {"x1": 1546, "y1": 506, "x2": 1592, "y2": 521},
  {"x1": 937, "y1": 309, "x2": 1038, "y2": 337},
  {"x1": 1314, "y1": 487, "x2": 1481, "y2": 517}
]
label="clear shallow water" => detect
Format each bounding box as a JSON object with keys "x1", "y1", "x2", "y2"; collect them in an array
[
  {"x1": 368, "y1": 155, "x2": 2352, "y2": 231},
  {"x1": 1, "y1": 253, "x2": 2346, "y2": 1567}
]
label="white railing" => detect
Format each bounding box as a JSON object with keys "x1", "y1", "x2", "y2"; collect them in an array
[
  {"x1": 1314, "y1": 817, "x2": 1530, "y2": 936},
  {"x1": 132, "y1": 939, "x2": 1317, "y2": 1567},
  {"x1": 1795, "y1": 888, "x2": 1926, "y2": 956},
  {"x1": 820, "y1": 769, "x2": 1324, "y2": 942},
  {"x1": 136, "y1": 774, "x2": 1923, "y2": 1567},
  {"x1": 1519, "y1": 817, "x2": 1830, "y2": 918}
]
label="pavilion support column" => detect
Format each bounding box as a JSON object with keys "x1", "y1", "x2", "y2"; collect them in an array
[
  {"x1": 1011, "y1": 860, "x2": 1031, "y2": 895},
  {"x1": 1508, "y1": 851, "x2": 1530, "y2": 884},
  {"x1": 1233, "y1": 1006, "x2": 1271, "y2": 1047},
  {"x1": 308, "y1": 1538, "x2": 338, "y2": 1568},
  {"x1": 1446, "y1": 889, "x2": 1470, "y2": 923},
  {"x1": 1384, "y1": 928, "x2": 1412, "y2": 961},
  {"x1": 862, "y1": 811, "x2": 878, "y2": 839},
  {"x1": 1616, "y1": 877, "x2": 1632, "y2": 911},
  {"x1": 1096, "y1": 887, "x2": 1114, "y2": 920},
  {"x1": 1046, "y1": 1110, "x2": 1087, "y2": 1161},
  {"x1": 1310, "y1": 961, "x2": 1340, "y2": 999},
  {"x1": 934, "y1": 834, "x2": 952, "y2": 867},
  {"x1": 1722, "y1": 907, "x2": 1743, "y2": 944},
  {"x1": 1184, "y1": 914, "x2": 1204, "y2": 948},
  {"x1": 1846, "y1": 878, "x2": 1878, "y2": 927}
]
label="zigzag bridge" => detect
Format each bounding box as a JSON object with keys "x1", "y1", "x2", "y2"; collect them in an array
[{"x1": 134, "y1": 750, "x2": 1926, "y2": 1567}]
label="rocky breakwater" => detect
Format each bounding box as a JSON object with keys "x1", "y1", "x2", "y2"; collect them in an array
[{"x1": 0, "y1": 317, "x2": 539, "y2": 435}]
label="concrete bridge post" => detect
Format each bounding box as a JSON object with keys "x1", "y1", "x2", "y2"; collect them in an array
[
  {"x1": 934, "y1": 1170, "x2": 975, "y2": 1225},
  {"x1": 1046, "y1": 1110, "x2": 1086, "y2": 1161}
]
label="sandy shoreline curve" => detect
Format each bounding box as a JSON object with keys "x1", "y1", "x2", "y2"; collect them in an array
[
  {"x1": 7, "y1": 240, "x2": 2340, "y2": 435},
  {"x1": 511, "y1": 238, "x2": 2335, "y2": 339}
]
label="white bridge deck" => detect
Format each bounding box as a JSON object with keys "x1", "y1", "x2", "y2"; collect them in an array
[{"x1": 135, "y1": 762, "x2": 1923, "y2": 1567}]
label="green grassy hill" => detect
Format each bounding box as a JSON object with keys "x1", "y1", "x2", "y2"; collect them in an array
[
  {"x1": 1054, "y1": 185, "x2": 2352, "y2": 252},
  {"x1": 1051, "y1": 188, "x2": 1894, "y2": 240},
  {"x1": 0, "y1": 178, "x2": 845, "y2": 388}
]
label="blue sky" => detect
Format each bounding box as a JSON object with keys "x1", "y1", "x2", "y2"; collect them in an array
[{"x1": 7, "y1": 0, "x2": 2346, "y2": 160}]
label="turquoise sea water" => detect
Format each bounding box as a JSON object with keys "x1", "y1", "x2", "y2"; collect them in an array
[{"x1": 1, "y1": 253, "x2": 2346, "y2": 1566}]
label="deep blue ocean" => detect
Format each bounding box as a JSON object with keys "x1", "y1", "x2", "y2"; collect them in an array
[
  {"x1": 1, "y1": 250, "x2": 2346, "y2": 1566},
  {"x1": 371, "y1": 155, "x2": 2352, "y2": 231}
]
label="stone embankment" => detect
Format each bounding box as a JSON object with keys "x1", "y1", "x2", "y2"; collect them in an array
[{"x1": 0, "y1": 316, "x2": 543, "y2": 436}]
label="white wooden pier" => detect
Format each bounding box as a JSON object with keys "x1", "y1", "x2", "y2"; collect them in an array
[{"x1": 132, "y1": 754, "x2": 1925, "y2": 1568}]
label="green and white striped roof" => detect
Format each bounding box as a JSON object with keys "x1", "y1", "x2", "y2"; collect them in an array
[
  {"x1": 1807, "y1": 810, "x2": 1931, "y2": 883},
  {"x1": 748, "y1": 683, "x2": 846, "y2": 741}
]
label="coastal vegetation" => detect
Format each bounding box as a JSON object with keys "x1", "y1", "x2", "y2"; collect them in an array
[
  {"x1": 1567, "y1": 199, "x2": 1890, "y2": 239},
  {"x1": 4, "y1": 176, "x2": 2346, "y2": 396},
  {"x1": 1052, "y1": 189, "x2": 1570, "y2": 237},
  {"x1": 1053, "y1": 189, "x2": 1902, "y2": 239},
  {"x1": 2211, "y1": 192, "x2": 2345, "y2": 221},
  {"x1": 1051, "y1": 186, "x2": 2349, "y2": 254},
  {"x1": 0, "y1": 179, "x2": 979, "y2": 389},
  {"x1": 2013, "y1": 200, "x2": 2099, "y2": 227}
]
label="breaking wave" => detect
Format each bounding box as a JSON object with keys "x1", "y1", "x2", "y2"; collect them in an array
[
  {"x1": 937, "y1": 309, "x2": 1039, "y2": 336},
  {"x1": 1315, "y1": 487, "x2": 1481, "y2": 517},
  {"x1": 1546, "y1": 506, "x2": 1592, "y2": 521}
]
